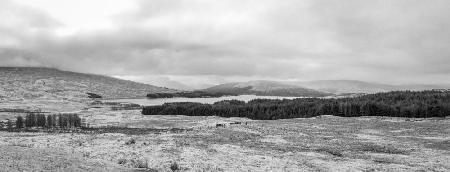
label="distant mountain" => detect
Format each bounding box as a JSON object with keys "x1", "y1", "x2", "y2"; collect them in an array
[
  {"x1": 202, "y1": 80, "x2": 331, "y2": 97},
  {"x1": 146, "y1": 79, "x2": 194, "y2": 91},
  {"x1": 0, "y1": 67, "x2": 175, "y2": 101},
  {"x1": 289, "y1": 80, "x2": 450, "y2": 94}
]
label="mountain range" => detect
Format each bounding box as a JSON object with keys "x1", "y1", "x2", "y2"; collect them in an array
[{"x1": 1, "y1": 67, "x2": 448, "y2": 101}]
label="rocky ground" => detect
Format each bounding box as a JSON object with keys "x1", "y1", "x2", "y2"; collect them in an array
[{"x1": 0, "y1": 112, "x2": 449, "y2": 171}]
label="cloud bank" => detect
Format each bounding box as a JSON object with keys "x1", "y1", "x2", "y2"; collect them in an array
[{"x1": 1, "y1": 0, "x2": 450, "y2": 88}]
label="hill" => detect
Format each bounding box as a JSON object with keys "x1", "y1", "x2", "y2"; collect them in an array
[
  {"x1": 0, "y1": 67, "x2": 175, "y2": 101},
  {"x1": 291, "y1": 80, "x2": 449, "y2": 94},
  {"x1": 202, "y1": 80, "x2": 331, "y2": 97},
  {"x1": 291, "y1": 80, "x2": 396, "y2": 94}
]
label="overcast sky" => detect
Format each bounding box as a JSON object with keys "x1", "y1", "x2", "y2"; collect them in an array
[{"x1": 1, "y1": 0, "x2": 449, "y2": 89}]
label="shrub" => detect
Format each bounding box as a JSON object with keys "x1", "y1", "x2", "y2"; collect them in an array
[
  {"x1": 170, "y1": 162, "x2": 180, "y2": 172},
  {"x1": 117, "y1": 158, "x2": 127, "y2": 165},
  {"x1": 87, "y1": 93, "x2": 102, "y2": 98},
  {"x1": 125, "y1": 138, "x2": 136, "y2": 145},
  {"x1": 134, "y1": 159, "x2": 148, "y2": 168}
]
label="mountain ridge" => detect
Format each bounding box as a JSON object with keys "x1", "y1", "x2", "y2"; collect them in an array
[
  {"x1": 202, "y1": 80, "x2": 331, "y2": 97},
  {"x1": 202, "y1": 79, "x2": 450, "y2": 96}
]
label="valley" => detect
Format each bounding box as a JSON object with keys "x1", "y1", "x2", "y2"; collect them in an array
[{"x1": 0, "y1": 67, "x2": 449, "y2": 171}]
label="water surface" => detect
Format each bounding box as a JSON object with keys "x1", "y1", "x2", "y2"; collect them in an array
[{"x1": 106, "y1": 95, "x2": 302, "y2": 106}]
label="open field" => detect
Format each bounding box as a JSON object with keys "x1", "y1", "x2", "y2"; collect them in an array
[{"x1": 0, "y1": 112, "x2": 449, "y2": 171}]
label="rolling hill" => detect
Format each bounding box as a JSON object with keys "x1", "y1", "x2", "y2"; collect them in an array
[
  {"x1": 202, "y1": 80, "x2": 331, "y2": 97},
  {"x1": 291, "y1": 80, "x2": 396, "y2": 94},
  {"x1": 290, "y1": 80, "x2": 449, "y2": 94},
  {"x1": 0, "y1": 67, "x2": 175, "y2": 101}
]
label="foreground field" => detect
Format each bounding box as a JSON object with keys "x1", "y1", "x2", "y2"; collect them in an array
[{"x1": 0, "y1": 113, "x2": 449, "y2": 171}]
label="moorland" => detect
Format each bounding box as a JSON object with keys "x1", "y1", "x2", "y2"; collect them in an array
[{"x1": 0, "y1": 67, "x2": 449, "y2": 171}]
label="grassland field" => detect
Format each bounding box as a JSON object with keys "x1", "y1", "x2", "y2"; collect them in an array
[{"x1": 0, "y1": 102, "x2": 449, "y2": 171}]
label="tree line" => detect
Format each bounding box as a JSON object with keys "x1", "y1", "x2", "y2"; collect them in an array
[
  {"x1": 147, "y1": 91, "x2": 235, "y2": 99},
  {"x1": 14, "y1": 113, "x2": 82, "y2": 129},
  {"x1": 142, "y1": 90, "x2": 450, "y2": 119}
]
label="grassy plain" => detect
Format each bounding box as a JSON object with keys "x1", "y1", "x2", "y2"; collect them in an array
[{"x1": 0, "y1": 108, "x2": 449, "y2": 171}]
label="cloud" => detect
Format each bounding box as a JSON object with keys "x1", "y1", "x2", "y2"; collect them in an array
[{"x1": 1, "y1": 0, "x2": 450, "y2": 88}]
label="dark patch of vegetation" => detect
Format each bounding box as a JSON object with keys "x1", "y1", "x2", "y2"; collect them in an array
[
  {"x1": 7, "y1": 119, "x2": 13, "y2": 131},
  {"x1": 425, "y1": 140, "x2": 450, "y2": 151},
  {"x1": 111, "y1": 103, "x2": 142, "y2": 111},
  {"x1": 125, "y1": 138, "x2": 136, "y2": 145},
  {"x1": 203, "y1": 86, "x2": 255, "y2": 96},
  {"x1": 204, "y1": 84, "x2": 332, "y2": 97},
  {"x1": 170, "y1": 162, "x2": 180, "y2": 172},
  {"x1": 57, "y1": 114, "x2": 82, "y2": 128},
  {"x1": 133, "y1": 159, "x2": 148, "y2": 169},
  {"x1": 16, "y1": 116, "x2": 24, "y2": 129},
  {"x1": 11, "y1": 113, "x2": 82, "y2": 130},
  {"x1": 0, "y1": 108, "x2": 47, "y2": 113},
  {"x1": 143, "y1": 90, "x2": 450, "y2": 119},
  {"x1": 356, "y1": 142, "x2": 410, "y2": 154},
  {"x1": 118, "y1": 158, "x2": 127, "y2": 165},
  {"x1": 87, "y1": 92, "x2": 102, "y2": 98},
  {"x1": 146, "y1": 91, "x2": 235, "y2": 99},
  {"x1": 315, "y1": 147, "x2": 344, "y2": 157},
  {"x1": 9, "y1": 127, "x2": 192, "y2": 135}
]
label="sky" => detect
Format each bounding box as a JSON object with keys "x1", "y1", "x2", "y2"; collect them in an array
[{"x1": 1, "y1": 0, "x2": 449, "y2": 89}]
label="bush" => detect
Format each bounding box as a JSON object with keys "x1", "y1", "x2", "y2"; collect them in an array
[
  {"x1": 134, "y1": 159, "x2": 148, "y2": 168},
  {"x1": 87, "y1": 93, "x2": 102, "y2": 98},
  {"x1": 125, "y1": 138, "x2": 136, "y2": 145},
  {"x1": 170, "y1": 162, "x2": 180, "y2": 172},
  {"x1": 117, "y1": 158, "x2": 127, "y2": 165}
]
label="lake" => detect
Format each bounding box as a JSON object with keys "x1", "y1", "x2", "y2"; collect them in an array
[{"x1": 106, "y1": 95, "x2": 303, "y2": 106}]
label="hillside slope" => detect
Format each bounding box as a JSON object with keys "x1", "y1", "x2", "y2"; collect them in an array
[
  {"x1": 291, "y1": 80, "x2": 449, "y2": 94},
  {"x1": 0, "y1": 67, "x2": 175, "y2": 101},
  {"x1": 292, "y1": 80, "x2": 395, "y2": 94},
  {"x1": 203, "y1": 80, "x2": 331, "y2": 97}
]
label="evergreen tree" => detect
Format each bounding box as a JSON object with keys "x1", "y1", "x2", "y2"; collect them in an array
[
  {"x1": 16, "y1": 116, "x2": 24, "y2": 129},
  {"x1": 25, "y1": 113, "x2": 36, "y2": 128},
  {"x1": 46, "y1": 115, "x2": 53, "y2": 128},
  {"x1": 36, "y1": 113, "x2": 46, "y2": 127},
  {"x1": 7, "y1": 119, "x2": 13, "y2": 131}
]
